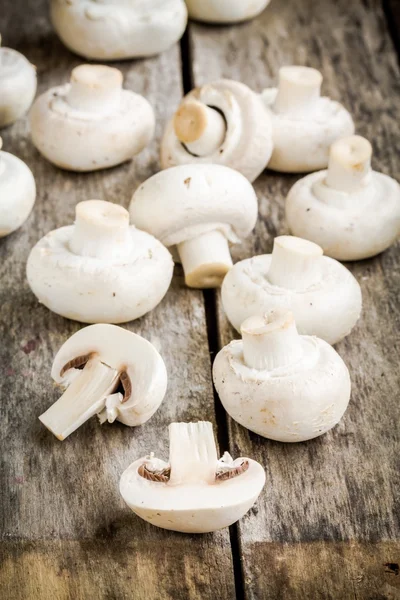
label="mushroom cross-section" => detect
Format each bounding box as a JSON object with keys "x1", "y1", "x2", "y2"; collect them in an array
[
  {"x1": 261, "y1": 66, "x2": 355, "y2": 173},
  {"x1": 129, "y1": 164, "x2": 258, "y2": 288},
  {"x1": 120, "y1": 421, "x2": 265, "y2": 533},
  {"x1": 0, "y1": 34, "x2": 37, "y2": 128},
  {"x1": 285, "y1": 135, "x2": 400, "y2": 260},
  {"x1": 0, "y1": 137, "x2": 36, "y2": 237},
  {"x1": 161, "y1": 79, "x2": 273, "y2": 182},
  {"x1": 221, "y1": 235, "x2": 362, "y2": 345},
  {"x1": 29, "y1": 64, "x2": 155, "y2": 171},
  {"x1": 213, "y1": 310, "x2": 351, "y2": 443},
  {"x1": 39, "y1": 324, "x2": 168, "y2": 441},
  {"x1": 50, "y1": 0, "x2": 188, "y2": 60},
  {"x1": 27, "y1": 200, "x2": 173, "y2": 323},
  {"x1": 184, "y1": 0, "x2": 271, "y2": 23}
]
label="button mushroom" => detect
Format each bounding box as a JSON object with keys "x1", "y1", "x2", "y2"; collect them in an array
[
  {"x1": 27, "y1": 200, "x2": 173, "y2": 323},
  {"x1": 120, "y1": 421, "x2": 265, "y2": 533},
  {"x1": 221, "y1": 235, "x2": 362, "y2": 345},
  {"x1": 50, "y1": 0, "x2": 188, "y2": 60},
  {"x1": 129, "y1": 164, "x2": 258, "y2": 288},
  {"x1": 161, "y1": 79, "x2": 273, "y2": 182},
  {"x1": 0, "y1": 34, "x2": 37, "y2": 128},
  {"x1": 261, "y1": 66, "x2": 355, "y2": 173},
  {"x1": 213, "y1": 309, "x2": 351, "y2": 443},
  {"x1": 285, "y1": 135, "x2": 400, "y2": 260},
  {"x1": 0, "y1": 137, "x2": 36, "y2": 237},
  {"x1": 39, "y1": 324, "x2": 168, "y2": 440},
  {"x1": 184, "y1": 0, "x2": 271, "y2": 23},
  {"x1": 29, "y1": 64, "x2": 155, "y2": 171}
]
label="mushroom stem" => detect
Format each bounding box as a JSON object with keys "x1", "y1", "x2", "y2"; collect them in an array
[
  {"x1": 70, "y1": 200, "x2": 132, "y2": 260},
  {"x1": 39, "y1": 357, "x2": 120, "y2": 440},
  {"x1": 168, "y1": 422, "x2": 218, "y2": 485},
  {"x1": 241, "y1": 310, "x2": 304, "y2": 371},
  {"x1": 67, "y1": 64, "x2": 123, "y2": 114},
  {"x1": 267, "y1": 236, "x2": 323, "y2": 290},
  {"x1": 325, "y1": 135, "x2": 372, "y2": 193},
  {"x1": 273, "y1": 66, "x2": 322, "y2": 114},
  {"x1": 177, "y1": 230, "x2": 233, "y2": 288},
  {"x1": 173, "y1": 100, "x2": 226, "y2": 156}
]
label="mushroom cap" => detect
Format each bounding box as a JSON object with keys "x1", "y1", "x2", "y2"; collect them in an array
[
  {"x1": 185, "y1": 0, "x2": 271, "y2": 23},
  {"x1": 50, "y1": 0, "x2": 188, "y2": 60},
  {"x1": 0, "y1": 47, "x2": 37, "y2": 128},
  {"x1": 120, "y1": 455, "x2": 265, "y2": 533},
  {"x1": 161, "y1": 80, "x2": 273, "y2": 182},
  {"x1": 221, "y1": 253, "x2": 362, "y2": 345},
  {"x1": 29, "y1": 78, "x2": 155, "y2": 172},
  {"x1": 52, "y1": 324, "x2": 168, "y2": 426},
  {"x1": 262, "y1": 88, "x2": 355, "y2": 173},
  {"x1": 0, "y1": 148, "x2": 36, "y2": 237},
  {"x1": 286, "y1": 169, "x2": 400, "y2": 260},
  {"x1": 213, "y1": 335, "x2": 351, "y2": 442},
  {"x1": 129, "y1": 164, "x2": 258, "y2": 247},
  {"x1": 27, "y1": 224, "x2": 173, "y2": 324}
]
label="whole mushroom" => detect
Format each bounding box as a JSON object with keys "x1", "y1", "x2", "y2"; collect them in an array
[
  {"x1": 129, "y1": 164, "x2": 258, "y2": 288},
  {"x1": 184, "y1": 0, "x2": 271, "y2": 23},
  {"x1": 0, "y1": 137, "x2": 36, "y2": 237},
  {"x1": 0, "y1": 35, "x2": 37, "y2": 128},
  {"x1": 27, "y1": 200, "x2": 173, "y2": 323},
  {"x1": 120, "y1": 421, "x2": 265, "y2": 533},
  {"x1": 39, "y1": 324, "x2": 168, "y2": 440},
  {"x1": 161, "y1": 79, "x2": 273, "y2": 182},
  {"x1": 285, "y1": 135, "x2": 400, "y2": 260},
  {"x1": 261, "y1": 66, "x2": 355, "y2": 173},
  {"x1": 50, "y1": 0, "x2": 188, "y2": 60},
  {"x1": 29, "y1": 64, "x2": 155, "y2": 171},
  {"x1": 213, "y1": 309, "x2": 351, "y2": 443},
  {"x1": 221, "y1": 235, "x2": 362, "y2": 345}
]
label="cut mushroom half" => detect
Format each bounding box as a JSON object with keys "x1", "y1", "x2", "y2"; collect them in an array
[
  {"x1": 120, "y1": 421, "x2": 265, "y2": 533},
  {"x1": 184, "y1": 0, "x2": 271, "y2": 23},
  {"x1": 161, "y1": 80, "x2": 273, "y2": 182},
  {"x1": 285, "y1": 135, "x2": 400, "y2": 260},
  {"x1": 39, "y1": 324, "x2": 168, "y2": 440}
]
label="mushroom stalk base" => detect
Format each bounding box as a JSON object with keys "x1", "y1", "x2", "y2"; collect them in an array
[
  {"x1": 325, "y1": 135, "x2": 372, "y2": 193},
  {"x1": 273, "y1": 66, "x2": 322, "y2": 115},
  {"x1": 267, "y1": 236, "x2": 323, "y2": 291},
  {"x1": 168, "y1": 422, "x2": 218, "y2": 485},
  {"x1": 39, "y1": 358, "x2": 120, "y2": 440},
  {"x1": 177, "y1": 230, "x2": 233, "y2": 289}
]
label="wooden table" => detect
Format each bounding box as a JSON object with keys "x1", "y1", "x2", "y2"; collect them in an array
[{"x1": 1, "y1": 1, "x2": 399, "y2": 598}]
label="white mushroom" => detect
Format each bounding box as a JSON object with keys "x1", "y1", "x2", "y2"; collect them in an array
[
  {"x1": 0, "y1": 35, "x2": 37, "y2": 128},
  {"x1": 50, "y1": 0, "x2": 188, "y2": 60},
  {"x1": 161, "y1": 80, "x2": 273, "y2": 182},
  {"x1": 129, "y1": 164, "x2": 258, "y2": 288},
  {"x1": 285, "y1": 135, "x2": 400, "y2": 260},
  {"x1": 184, "y1": 0, "x2": 271, "y2": 24},
  {"x1": 261, "y1": 66, "x2": 355, "y2": 173},
  {"x1": 29, "y1": 64, "x2": 155, "y2": 171},
  {"x1": 0, "y1": 137, "x2": 36, "y2": 237},
  {"x1": 39, "y1": 324, "x2": 168, "y2": 440},
  {"x1": 213, "y1": 309, "x2": 351, "y2": 443},
  {"x1": 120, "y1": 421, "x2": 265, "y2": 533},
  {"x1": 27, "y1": 200, "x2": 173, "y2": 323},
  {"x1": 221, "y1": 236, "x2": 361, "y2": 345}
]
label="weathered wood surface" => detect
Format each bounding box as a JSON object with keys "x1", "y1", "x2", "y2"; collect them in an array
[{"x1": 190, "y1": 0, "x2": 400, "y2": 598}]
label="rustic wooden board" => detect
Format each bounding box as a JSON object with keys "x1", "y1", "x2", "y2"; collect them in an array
[
  {"x1": 189, "y1": 0, "x2": 400, "y2": 598},
  {"x1": 0, "y1": 3, "x2": 236, "y2": 599}
]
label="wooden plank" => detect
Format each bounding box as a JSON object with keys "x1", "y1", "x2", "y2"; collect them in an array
[
  {"x1": 0, "y1": 3, "x2": 236, "y2": 599},
  {"x1": 189, "y1": 0, "x2": 400, "y2": 598}
]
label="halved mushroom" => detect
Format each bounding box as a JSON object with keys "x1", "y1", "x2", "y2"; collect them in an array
[
  {"x1": 29, "y1": 64, "x2": 155, "y2": 171},
  {"x1": 213, "y1": 310, "x2": 351, "y2": 443},
  {"x1": 261, "y1": 66, "x2": 355, "y2": 173},
  {"x1": 285, "y1": 135, "x2": 400, "y2": 260},
  {"x1": 0, "y1": 137, "x2": 36, "y2": 237},
  {"x1": 161, "y1": 80, "x2": 273, "y2": 182},
  {"x1": 120, "y1": 421, "x2": 265, "y2": 533},
  {"x1": 50, "y1": 0, "x2": 188, "y2": 60},
  {"x1": 0, "y1": 34, "x2": 37, "y2": 128},
  {"x1": 39, "y1": 324, "x2": 168, "y2": 440},
  {"x1": 184, "y1": 0, "x2": 271, "y2": 23}
]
